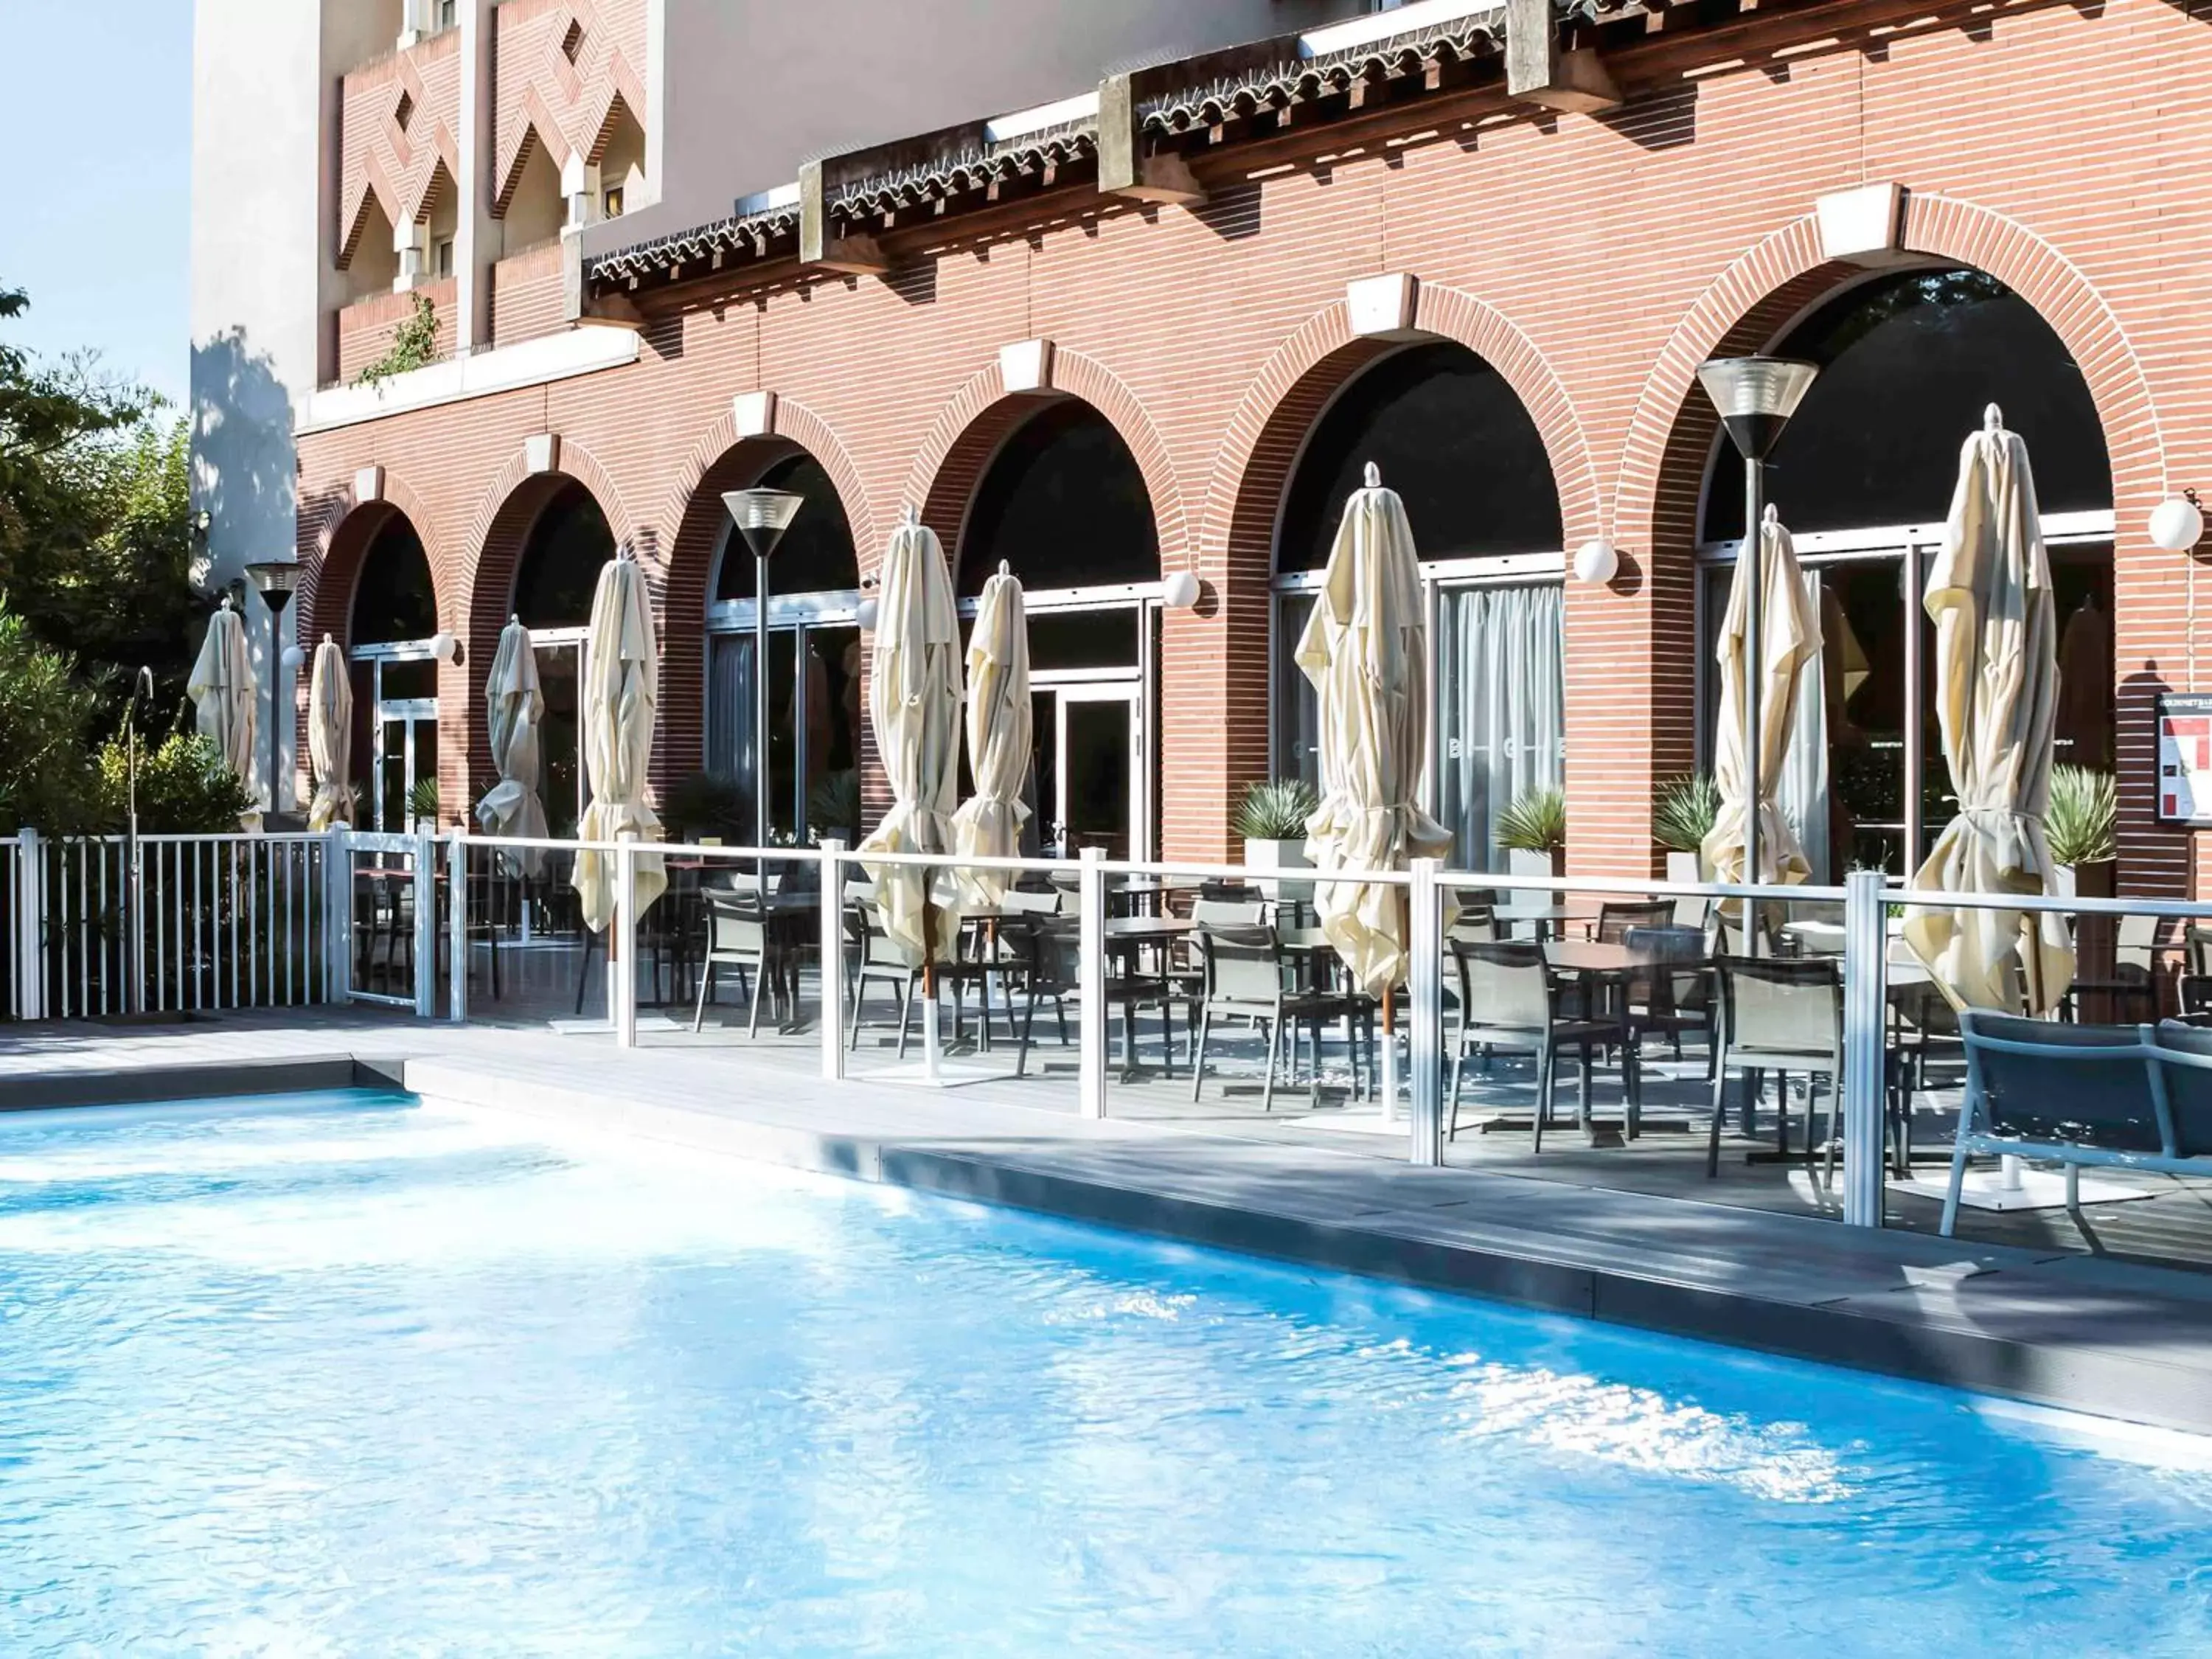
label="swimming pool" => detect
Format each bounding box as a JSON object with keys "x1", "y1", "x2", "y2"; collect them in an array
[{"x1": 0, "y1": 1089, "x2": 2205, "y2": 1656}]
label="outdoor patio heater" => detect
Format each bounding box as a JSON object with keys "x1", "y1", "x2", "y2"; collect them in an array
[
  {"x1": 720, "y1": 487, "x2": 806, "y2": 888},
  {"x1": 1694, "y1": 356, "x2": 1818, "y2": 927},
  {"x1": 244, "y1": 559, "x2": 303, "y2": 818}
]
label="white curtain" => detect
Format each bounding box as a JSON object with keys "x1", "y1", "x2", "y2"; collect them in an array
[
  {"x1": 705, "y1": 633, "x2": 754, "y2": 796},
  {"x1": 1778, "y1": 570, "x2": 1832, "y2": 883},
  {"x1": 1439, "y1": 584, "x2": 1565, "y2": 872}
]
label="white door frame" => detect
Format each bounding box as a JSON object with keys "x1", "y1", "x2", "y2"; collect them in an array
[{"x1": 1043, "y1": 680, "x2": 1146, "y2": 860}]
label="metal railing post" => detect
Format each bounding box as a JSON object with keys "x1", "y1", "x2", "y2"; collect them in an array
[
  {"x1": 1077, "y1": 846, "x2": 1107, "y2": 1119},
  {"x1": 412, "y1": 829, "x2": 437, "y2": 1019},
  {"x1": 15, "y1": 828, "x2": 42, "y2": 1022},
  {"x1": 446, "y1": 830, "x2": 468, "y2": 1024},
  {"x1": 818, "y1": 838, "x2": 846, "y2": 1082},
  {"x1": 1408, "y1": 857, "x2": 1444, "y2": 1167},
  {"x1": 324, "y1": 827, "x2": 352, "y2": 1004},
  {"x1": 613, "y1": 832, "x2": 638, "y2": 1049},
  {"x1": 1842, "y1": 866, "x2": 1888, "y2": 1228}
]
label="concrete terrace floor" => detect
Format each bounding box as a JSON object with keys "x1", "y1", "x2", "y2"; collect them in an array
[{"x1": 7, "y1": 984, "x2": 2212, "y2": 1433}]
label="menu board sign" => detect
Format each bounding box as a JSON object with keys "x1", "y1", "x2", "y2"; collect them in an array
[{"x1": 2157, "y1": 693, "x2": 2212, "y2": 824}]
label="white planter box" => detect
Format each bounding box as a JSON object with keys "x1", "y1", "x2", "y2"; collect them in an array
[{"x1": 1243, "y1": 837, "x2": 1312, "y2": 904}]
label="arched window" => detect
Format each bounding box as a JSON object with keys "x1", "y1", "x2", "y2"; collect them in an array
[
  {"x1": 1277, "y1": 343, "x2": 1562, "y2": 572},
  {"x1": 1694, "y1": 265, "x2": 2114, "y2": 877},
  {"x1": 714, "y1": 453, "x2": 857, "y2": 602},
  {"x1": 1270, "y1": 343, "x2": 1565, "y2": 872},
  {"x1": 1701, "y1": 268, "x2": 2110, "y2": 540},
  {"x1": 512, "y1": 482, "x2": 612, "y2": 627},
  {"x1": 961, "y1": 400, "x2": 1158, "y2": 597},
  {"x1": 348, "y1": 512, "x2": 437, "y2": 646}
]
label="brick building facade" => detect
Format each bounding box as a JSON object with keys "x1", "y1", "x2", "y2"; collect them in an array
[{"x1": 285, "y1": 0, "x2": 2212, "y2": 892}]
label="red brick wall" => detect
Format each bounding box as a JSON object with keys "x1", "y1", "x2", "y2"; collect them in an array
[
  {"x1": 338, "y1": 29, "x2": 462, "y2": 271},
  {"x1": 296, "y1": 0, "x2": 2212, "y2": 888},
  {"x1": 491, "y1": 0, "x2": 648, "y2": 215},
  {"x1": 487, "y1": 242, "x2": 568, "y2": 349},
  {"x1": 335, "y1": 279, "x2": 459, "y2": 385}
]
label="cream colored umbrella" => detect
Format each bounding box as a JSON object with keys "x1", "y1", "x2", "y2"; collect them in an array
[
  {"x1": 1700, "y1": 504, "x2": 1822, "y2": 895},
  {"x1": 1903, "y1": 406, "x2": 2073, "y2": 1013},
  {"x1": 188, "y1": 598, "x2": 259, "y2": 805},
  {"x1": 1295, "y1": 462, "x2": 1452, "y2": 1003},
  {"x1": 857, "y1": 509, "x2": 962, "y2": 967},
  {"x1": 305, "y1": 636, "x2": 352, "y2": 830},
  {"x1": 569, "y1": 554, "x2": 667, "y2": 934},
  {"x1": 950, "y1": 560, "x2": 1032, "y2": 911},
  {"x1": 476, "y1": 615, "x2": 549, "y2": 877}
]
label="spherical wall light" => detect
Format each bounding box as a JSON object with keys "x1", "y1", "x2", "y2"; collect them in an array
[
  {"x1": 2149, "y1": 495, "x2": 2204, "y2": 554},
  {"x1": 1573, "y1": 538, "x2": 1619, "y2": 585}
]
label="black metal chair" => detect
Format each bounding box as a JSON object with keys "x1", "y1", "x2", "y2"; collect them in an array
[
  {"x1": 1709, "y1": 954, "x2": 1845, "y2": 1185},
  {"x1": 1446, "y1": 938, "x2": 1623, "y2": 1147},
  {"x1": 1189, "y1": 925, "x2": 1364, "y2": 1110},
  {"x1": 846, "y1": 904, "x2": 920, "y2": 1057},
  {"x1": 691, "y1": 892, "x2": 769, "y2": 1037},
  {"x1": 1006, "y1": 918, "x2": 1178, "y2": 1080}
]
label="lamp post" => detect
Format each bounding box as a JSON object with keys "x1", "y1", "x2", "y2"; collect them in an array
[
  {"x1": 1694, "y1": 357, "x2": 1818, "y2": 934},
  {"x1": 245, "y1": 560, "x2": 302, "y2": 818},
  {"x1": 720, "y1": 487, "x2": 806, "y2": 888}
]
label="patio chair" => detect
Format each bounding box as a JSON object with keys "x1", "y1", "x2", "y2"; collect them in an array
[
  {"x1": 691, "y1": 892, "x2": 769, "y2": 1037},
  {"x1": 1944, "y1": 1012, "x2": 2166, "y2": 1236},
  {"x1": 1621, "y1": 923, "x2": 1711, "y2": 1065},
  {"x1": 1886, "y1": 978, "x2": 1961, "y2": 1176},
  {"x1": 1189, "y1": 925, "x2": 1366, "y2": 1111},
  {"x1": 846, "y1": 904, "x2": 919, "y2": 1057},
  {"x1": 1708, "y1": 954, "x2": 1845, "y2": 1186},
  {"x1": 2152, "y1": 1020, "x2": 2212, "y2": 1159},
  {"x1": 1446, "y1": 939, "x2": 1622, "y2": 1147},
  {"x1": 1006, "y1": 917, "x2": 1178, "y2": 1080},
  {"x1": 1595, "y1": 900, "x2": 1673, "y2": 944}
]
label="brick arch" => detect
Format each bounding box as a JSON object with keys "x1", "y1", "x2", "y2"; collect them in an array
[
  {"x1": 296, "y1": 469, "x2": 453, "y2": 650},
  {"x1": 460, "y1": 443, "x2": 633, "y2": 796},
  {"x1": 1614, "y1": 195, "x2": 2158, "y2": 560},
  {"x1": 904, "y1": 349, "x2": 1192, "y2": 582},
  {"x1": 1200, "y1": 286, "x2": 1598, "y2": 589},
  {"x1": 650, "y1": 399, "x2": 876, "y2": 794}
]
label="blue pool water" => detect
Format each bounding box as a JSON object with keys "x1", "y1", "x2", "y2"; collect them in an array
[{"x1": 0, "y1": 1092, "x2": 2206, "y2": 1656}]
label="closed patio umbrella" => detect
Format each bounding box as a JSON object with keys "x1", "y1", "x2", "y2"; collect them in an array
[
  {"x1": 570, "y1": 554, "x2": 667, "y2": 934},
  {"x1": 1701, "y1": 504, "x2": 1822, "y2": 894},
  {"x1": 950, "y1": 561, "x2": 1032, "y2": 911},
  {"x1": 1903, "y1": 406, "x2": 2074, "y2": 1013},
  {"x1": 857, "y1": 509, "x2": 961, "y2": 967},
  {"x1": 476, "y1": 615, "x2": 549, "y2": 877},
  {"x1": 305, "y1": 635, "x2": 352, "y2": 830},
  {"x1": 188, "y1": 598, "x2": 259, "y2": 806},
  {"x1": 1296, "y1": 462, "x2": 1451, "y2": 1004}
]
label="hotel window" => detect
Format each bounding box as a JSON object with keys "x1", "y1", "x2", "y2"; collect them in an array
[
  {"x1": 1270, "y1": 342, "x2": 1566, "y2": 872},
  {"x1": 437, "y1": 0, "x2": 457, "y2": 27},
  {"x1": 1694, "y1": 266, "x2": 2114, "y2": 879},
  {"x1": 602, "y1": 185, "x2": 625, "y2": 220},
  {"x1": 432, "y1": 237, "x2": 454, "y2": 279}
]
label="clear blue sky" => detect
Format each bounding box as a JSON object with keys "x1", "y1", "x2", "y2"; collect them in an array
[{"x1": 0, "y1": 0, "x2": 193, "y2": 411}]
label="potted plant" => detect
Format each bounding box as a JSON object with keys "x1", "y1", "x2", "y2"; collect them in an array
[
  {"x1": 1654, "y1": 773, "x2": 1720, "y2": 886},
  {"x1": 1234, "y1": 778, "x2": 1318, "y2": 902},
  {"x1": 662, "y1": 771, "x2": 749, "y2": 844},
  {"x1": 406, "y1": 776, "x2": 440, "y2": 831},
  {"x1": 807, "y1": 768, "x2": 862, "y2": 846},
  {"x1": 1497, "y1": 785, "x2": 1568, "y2": 880},
  {"x1": 2046, "y1": 764, "x2": 2117, "y2": 899}
]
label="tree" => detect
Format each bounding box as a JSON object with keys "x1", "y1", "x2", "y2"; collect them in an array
[
  {"x1": 0, "y1": 284, "x2": 206, "y2": 736},
  {"x1": 0, "y1": 604, "x2": 102, "y2": 835}
]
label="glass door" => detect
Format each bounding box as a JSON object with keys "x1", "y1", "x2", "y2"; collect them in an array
[{"x1": 1033, "y1": 684, "x2": 1141, "y2": 860}]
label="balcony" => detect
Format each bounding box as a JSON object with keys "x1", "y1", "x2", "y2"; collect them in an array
[
  {"x1": 335, "y1": 279, "x2": 459, "y2": 386},
  {"x1": 488, "y1": 240, "x2": 567, "y2": 351},
  {"x1": 491, "y1": 0, "x2": 649, "y2": 241},
  {"x1": 337, "y1": 28, "x2": 463, "y2": 297}
]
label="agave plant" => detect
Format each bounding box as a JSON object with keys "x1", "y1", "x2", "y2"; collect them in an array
[
  {"x1": 406, "y1": 776, "x2": 440, "y2": 824},
  {"x1": 2045, "y1": 765, "x2": 2116, "y2": 867},
  {"x1": 1233, "y1": 778, "x2": 1319, "y2": 842},
  {"x1": 807, "y1": 768, "x2": 862, "y2": 841},
  {"x1": 1496, "y1": 785, "x2": 1568, "y2": 855},
  {"x1": 1652, "y1": 773, "x2": 1722, "y2": 854}
]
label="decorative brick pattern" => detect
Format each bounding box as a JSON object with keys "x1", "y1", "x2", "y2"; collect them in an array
[
  {"x1": 338, "y1": 32, "x2": 463, "y2": 266},
  {"x1": 335, "y1": 279, "x2": 459, "y2": 383},
  {"x1": 491, "y1": 0, "x2": 648, "y2": 216}
]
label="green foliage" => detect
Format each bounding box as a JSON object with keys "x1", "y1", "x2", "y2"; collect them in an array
[
  {"x1": 0, "y1": 603, "x2": 102, "y2": 834},
  {"x1": 2046, "y1": 765, "x2": 2117, "y2": 867},
  {"x1": 94, "y1": 732, "x2": 251, "y2": 833},
  {"x1": 355, "y1": 293, "x2": 442, "y2": 389},
  {"x1": 0, "y1": 283, "x2": 204, "y2": 734},
  {"x1": 406, "y1": 776, "x2": 441, "y2": 824},
  {"x1": 807, "y1": 768, "x2": 861, "y2": 841},
  {"x1": 1497, "y1": 785, "x2": 1568, "y2": 855},
  {"x1": 1233, "y1": 778, "x2": 1319, "y2": 842},
  {"x1": 1653, "y1": 773, "x2": 1722, "y2": 854},
  {"x1": 662, "y1": 771, "x2": 749, "y2": 840}
]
